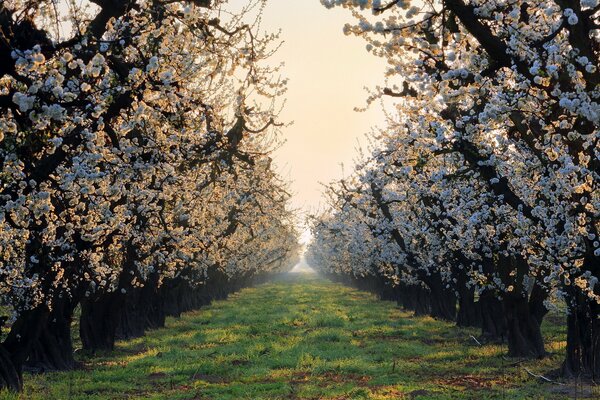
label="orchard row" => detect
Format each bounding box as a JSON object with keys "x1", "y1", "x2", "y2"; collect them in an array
[
  {"x1": 308, "y1": 0, "x2": 600, "y2": 379},
  {"x1": 0, "y1": 0, "x2": 299, "y2": 391}
]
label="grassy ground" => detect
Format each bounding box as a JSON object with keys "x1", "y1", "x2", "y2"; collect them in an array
[{"x1": 1, "y1": 273, "x2": 597, "y2": 399}]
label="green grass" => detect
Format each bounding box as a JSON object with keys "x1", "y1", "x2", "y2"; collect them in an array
[{"x1": 1, "y1": 273, "x2": 597, "y2": 399}]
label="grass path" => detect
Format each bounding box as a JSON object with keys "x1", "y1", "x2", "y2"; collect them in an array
[{"x1": 2, "y1": 273, "x2": 584, "y2": 399}]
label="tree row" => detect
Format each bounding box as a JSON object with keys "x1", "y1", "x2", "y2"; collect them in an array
[
  {"x1": 0, "y1": 0, "x2": 299, "y2": 391},
  {"x1": 309, "y1": 0, "x2": 599, "y2": 379}
]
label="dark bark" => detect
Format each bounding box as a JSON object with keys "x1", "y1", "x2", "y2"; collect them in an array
[
  {"x1": 162, "y1": 279, "x2": 186, "y2": 318},
  {"x1": 80, "y1": 246, "x2": 134, "y2": 352},
  {"x1": 80, "y1": 291, "x2": 123, "y2": 352},
  {"x1": 456, "y1": 284, "x2": 481, "y2": 328},
  {"x1": 478, "y1": 289, "x2": 507, "y2": 340},
  {"x1": 561, "y1": 283, "x2": 600, "y2": 379},
  {"x1": 163, "y1": 276, "x2": 213, "y2": 317},
  {"x1": 395, "y1": 283, "x2": 415, "y2": 310},
  {"x1": 0, "y1": 306, "x2": 49, "y2": 391},
  {"x1": 379, "y1": 279, "x2": 396, "y2": 302},
  {"x1": 205, "y1": 268, "x2": 231, "y2": 301},
  {"x1": 425, "y1": 274, "x2": 457, "y2": 321},
  {"x1": 503, "y1": 291, "x2": 546, "y2": 358},
  {"x1": 503, "y1": 255, "x2": 547, "y2": 358},
  {"x1": 24, "y1": 298, "x2": 77, "y2": 372},
  {"x1": 116, "y1": 273, "x2": 165, "y2": 340},
  {"x1": 400, "y1": 284, "x2": 431, "y2": 316},
  {"x1": 0, "y1": 344, "x2": 21, "y2": 391},
  {"x1": 476, "y1": 258, "x2": 507, "y2": 340},
  {"x1": 393, "y1": 284, "x2": 407, "y2": 308},
  {"x1": 451, "y1": 258, "x2": 482, "y2": 328}
]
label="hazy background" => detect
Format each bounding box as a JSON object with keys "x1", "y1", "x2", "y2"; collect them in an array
[{"x1": 231, "y1": 0, "x2": 388, "y2": 220}]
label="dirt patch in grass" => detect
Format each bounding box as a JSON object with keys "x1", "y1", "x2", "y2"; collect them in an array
[
  {"x1": 373, "y1": 386, "x2": 406, "y2": 398},
  {"x1": 191, "y1": 372, "x2": 228, "y2": 384},
  {"x1": 148, "y1": 372, "x2": 168, "y2": 381},
  {"x1": 289, "y1": 371, "x2": 311, "y2": 384},
  {"x1": 230, "y1": 359, "x2": 250, "y2": 366},
  {"x1": 317, "y1": 371, "x2": 371, "y2": 387},
  {"x1": 407, "y1": 389, "x2": 429, "y2": 398},
  {"x1": 351, "y1": 330, "x2": 404, "y2": 340},
  {"x1": 436, "y1": 374, "x2": 497, "y2": 389}
]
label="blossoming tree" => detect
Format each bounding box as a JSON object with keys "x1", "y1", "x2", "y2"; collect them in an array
[
  {"x1": 313, "y1": 0, "x2": 600, "y2": 378},
  {"x1": 0, "y1": 0, "x2": 298, "y2": 391}
]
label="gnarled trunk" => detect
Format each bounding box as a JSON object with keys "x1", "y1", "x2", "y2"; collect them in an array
[
  {"x1": 503, "y1": 292, "x2": 546, "y2": 358},
  {"x1": 454, "y1": 266, "x2": 481, "y2": 328},
  {"x1": 478, "y1": 258, "x2": 507, "y2": 340},
  {"x1": 379, "y1": 279, "x2": 396, "y2": 302},
  {"x1": 397, "y1": 284, "x2": 431, "y2": 316},
  {"x1": 496, "y1": 255, "x2": 547, "y2": 358},
  {"x1": 0, "y1": 344, "x2": 21, "y2": 391},
  {"x1": 163, "y1": 278, "x2": 186, "y2": 318},
  {"x1": 25, "y1": 297, "x2": 77, "y2": 372},
  {"x1": 116, "y1": 273, "x2": 165, "y2": 340},
  {"x1": 206, "y1": 267, "x2": 230, "y2": 301},
  {"x1": 0, "y1": 306, "x2": 49, "y2": 391}
]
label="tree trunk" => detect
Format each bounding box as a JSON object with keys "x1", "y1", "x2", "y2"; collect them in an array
[
  {"x1": 478, "y1": 258, "x2": 507, "y2": 340},
  {"x1": 24, "y1": 298, "x2": 77, "y2": 372},
  {"x1": 413, "y1": 285, "x2": 431, "y2": 316},
  {"x1": 426, "y1": 274, "x2": 457, "y2": 321},
  {"x1": 115, "y1": 272, "x2": 165, "y2": 340},
  {"x1": 143, "y1": 277, "x2": 166, "y2": 331},
  {"x1": 396, "y1": 283, "x2": 416, "y2": 311},
  {"x1": 80, "y1": 292, "x2": 123, "y2": 352},
  {"x1": 163, "y1": 278, "x2": 186, "y2": 318},
  {"x1": 456, "y1": 285, "x2": 481, "y2": 328},
  {"x1": 478, "y1": 289, "x2": 507, "y2": 340},
  {"x1": 379, "y1": 279, "x2": 396, "y2": 302},
  {"x1": 394, "y1": 284, "x2": 406, "y2": 308},
  {"x1": 116, "y1": 293, "x2": 152, "y2": 340},
  {"x1": 498, "y1": 255, "x2": 546, "y2": 358},
  {"x1": 195, "y1": 285, "x2": 213, "y2": 309},
  {"x1": 453, "y1": 265, "x2": 481, "y2": 328},
  {"x1": 561, "y1": 286, "x2": 600, "y2": 379},
  {"x1": 0, "y1": 306, "x2": 49, "y2": 391},
  {"x1": 206, "y1": 267, "x2": 230, "y2": 301},
  {"x1": 503, "y1": 292, "x2": 546, "y2": 358},
  {"x1": 398, "y1": 284, "x2": 432, "y2": 316},
  {"x1": 0, "y1": 344, "x2": 21, "y2": 391}
]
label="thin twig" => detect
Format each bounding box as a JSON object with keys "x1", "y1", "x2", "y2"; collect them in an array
[
  {"x1": 523, "y1": 367, "x2": 565, "y2": 386},
  {"x1": 470, "y1": 335, "x2": 482, "y2": 346}
]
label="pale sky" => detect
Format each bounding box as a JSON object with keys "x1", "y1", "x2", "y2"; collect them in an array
[{"x1": 232, "y1": 0, "x2": 388, "y2": 216}]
